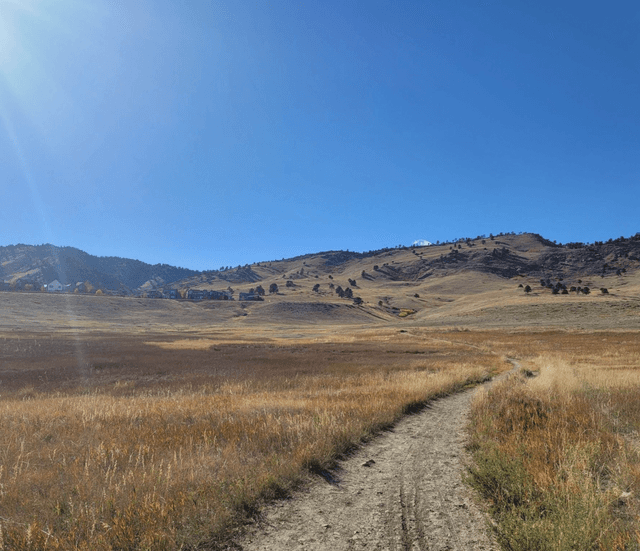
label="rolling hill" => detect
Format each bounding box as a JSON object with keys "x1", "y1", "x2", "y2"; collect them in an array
[
  {"x1": 0, "y1": 244, "x2": 198, "y2": 292},
  {"x1": 1, "y1": 233, "x2": 639, "y2": 304}
]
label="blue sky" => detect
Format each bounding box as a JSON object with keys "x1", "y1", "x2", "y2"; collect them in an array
[{"x1": 1, "y1": 0, "x2": 638, "y2": 270}]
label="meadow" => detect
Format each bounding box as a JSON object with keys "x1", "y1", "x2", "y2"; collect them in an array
[
  {"x1": 0, "y1": 329, "x2": 502, "y2": 550},
  {"x1": 465, "y1": 331, "x2": 640, "y2": 550},
  {"x1": 1, "y1": 283, "x2": 639, "y2": 550}
]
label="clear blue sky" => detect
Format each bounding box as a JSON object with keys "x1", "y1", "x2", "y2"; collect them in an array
[{"x1": 1, "y1": 0, "x2": 638, "y2": 270}]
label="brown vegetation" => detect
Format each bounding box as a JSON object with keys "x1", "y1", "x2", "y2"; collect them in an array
[
  {"x1": 0, "y1": 331, "x2": 501, "y2": 550},
  {"x1": 468, "y1": 332, "x2": 640, "y2": 550}
]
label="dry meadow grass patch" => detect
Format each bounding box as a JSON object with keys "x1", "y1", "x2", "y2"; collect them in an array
[
  {"x1": 0, "y1": 332, "x2": 503, "y2": 550},
  {"x1": 468, "y1": 331, "x2": 640, "y2": 550}
]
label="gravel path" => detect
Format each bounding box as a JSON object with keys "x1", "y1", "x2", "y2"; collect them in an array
[{"x1": 238, "y1": 384, "x2": 500, "y2": 551}]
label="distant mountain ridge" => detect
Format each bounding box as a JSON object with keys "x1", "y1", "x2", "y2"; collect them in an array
[
  {"x1": 0, "y1": 244, "x2": 199, "y2": 292},
  {"x1": 1, "y1": 232, "x2": 639, "y2": 295}
]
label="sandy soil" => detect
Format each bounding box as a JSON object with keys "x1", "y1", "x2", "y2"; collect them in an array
[{"x1": 237, "y1": 384, "x2": 499, "y2": 551}]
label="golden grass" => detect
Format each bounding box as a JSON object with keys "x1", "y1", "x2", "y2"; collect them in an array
[
  {"x1": 468, "y1": 331, "x2": 640, "y2": 550},
  {"x1": 145, "y1": 339, "x2": 219, "y2": 350},
  {"x1": 0, "y1": 334, "x2": 501, "y2": 550}
]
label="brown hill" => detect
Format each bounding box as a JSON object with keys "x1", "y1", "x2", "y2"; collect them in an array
[
  {"x1": 161, "y1": 232, "x2": 640, "y2": 330},
  {"x1": 1, "y1": 233, "x2": 639, "y2": 331}
]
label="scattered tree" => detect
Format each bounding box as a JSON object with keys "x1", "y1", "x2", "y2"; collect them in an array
[
  {"x1": 600, "y1": 288, "x2": 609, "y2": 294},
  {"x1": 255, "y1": 285, "x2": 265, "y2": 296},
  {"x1": 286, "y1": 280, "x2": 294, "y2": 288},
  {"x1": 344, "y1": 287, "x2": 353, "y2": 299},
  {"x1": 353, "y1": 297, "x2": 363, "y2": 305},
  {"x1": 269, "y1": 283, "x2": 278, "y2": 294},
  {"x1": 524, "y1": 285, "x2": 532, "y2": 294},
  {"x1": 312, "y1": 284, "x2": 320, "y2": 292}
]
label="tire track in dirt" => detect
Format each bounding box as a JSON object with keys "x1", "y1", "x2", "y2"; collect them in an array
[{"x1": 237, "y1": 375, "x2": 508, "y2": 551}]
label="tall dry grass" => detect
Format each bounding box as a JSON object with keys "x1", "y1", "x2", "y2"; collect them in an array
[
  {"x1": 0, "y1": 340, "x2": 499, "y2": 550},
  {"x1": 468, "y1": 332, "x2": 640, "y2": 551}
]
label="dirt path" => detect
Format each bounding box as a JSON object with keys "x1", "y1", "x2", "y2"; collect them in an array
[{"x1": 237, "y1": 382, "x2": 502, "y2": 551}]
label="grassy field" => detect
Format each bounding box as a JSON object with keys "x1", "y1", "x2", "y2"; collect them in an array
[
  {"x1": 466, "y1": 331, "x2": 640, "y2": 550},
  {"x1": 0, "y1": 330, "x2": 503, "y2": 550},
  {"x1": 1, "y1": 283, "x2": 640, "y2": 550}
]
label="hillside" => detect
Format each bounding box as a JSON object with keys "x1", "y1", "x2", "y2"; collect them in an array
[
  {"x1": 1, "y1": 232, "x2": 638, "y2": 333},
  {"x1": 0, "y1": 244, "x2": 199, "y2": 292},
  {"x1": 1, "y1": 233, "x2": 639, "y2": 303},
  {"x1": 167, "y1": 232, "x2": 640, "y2": 330}
]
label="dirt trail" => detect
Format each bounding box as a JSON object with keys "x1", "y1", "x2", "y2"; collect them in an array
[{"x1": 238, "y1": 379, "x2": 504, "y2": 551}]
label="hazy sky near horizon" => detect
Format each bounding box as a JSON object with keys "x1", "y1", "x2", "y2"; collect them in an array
[{"x1": 1, "y1": 0, "x2": 638, "y2": 270}]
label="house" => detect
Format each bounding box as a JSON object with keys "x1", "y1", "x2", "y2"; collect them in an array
[
  {"x1": 208, "y1": 290, "x2": 233, "y2": 301},
  {"x1": 47, "y1": 280, "x2": 63, "y2": 292},
  {"x1": 239, "y1": 292, "x2": 263, "y2": 301},
  {"x1": 162, "y1": 289, "x2": 180, "y2": 299},
  {"x1": 187, "y1": 289, "x2": 207, "y2": 301}
]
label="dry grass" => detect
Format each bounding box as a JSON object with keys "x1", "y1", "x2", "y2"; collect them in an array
[
  {"x1": 0, "y1": 332, "x2": 501, "y2": 550},
  {"x1": 468, "y1": 331, "x2": 640, "y2": 550}
]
